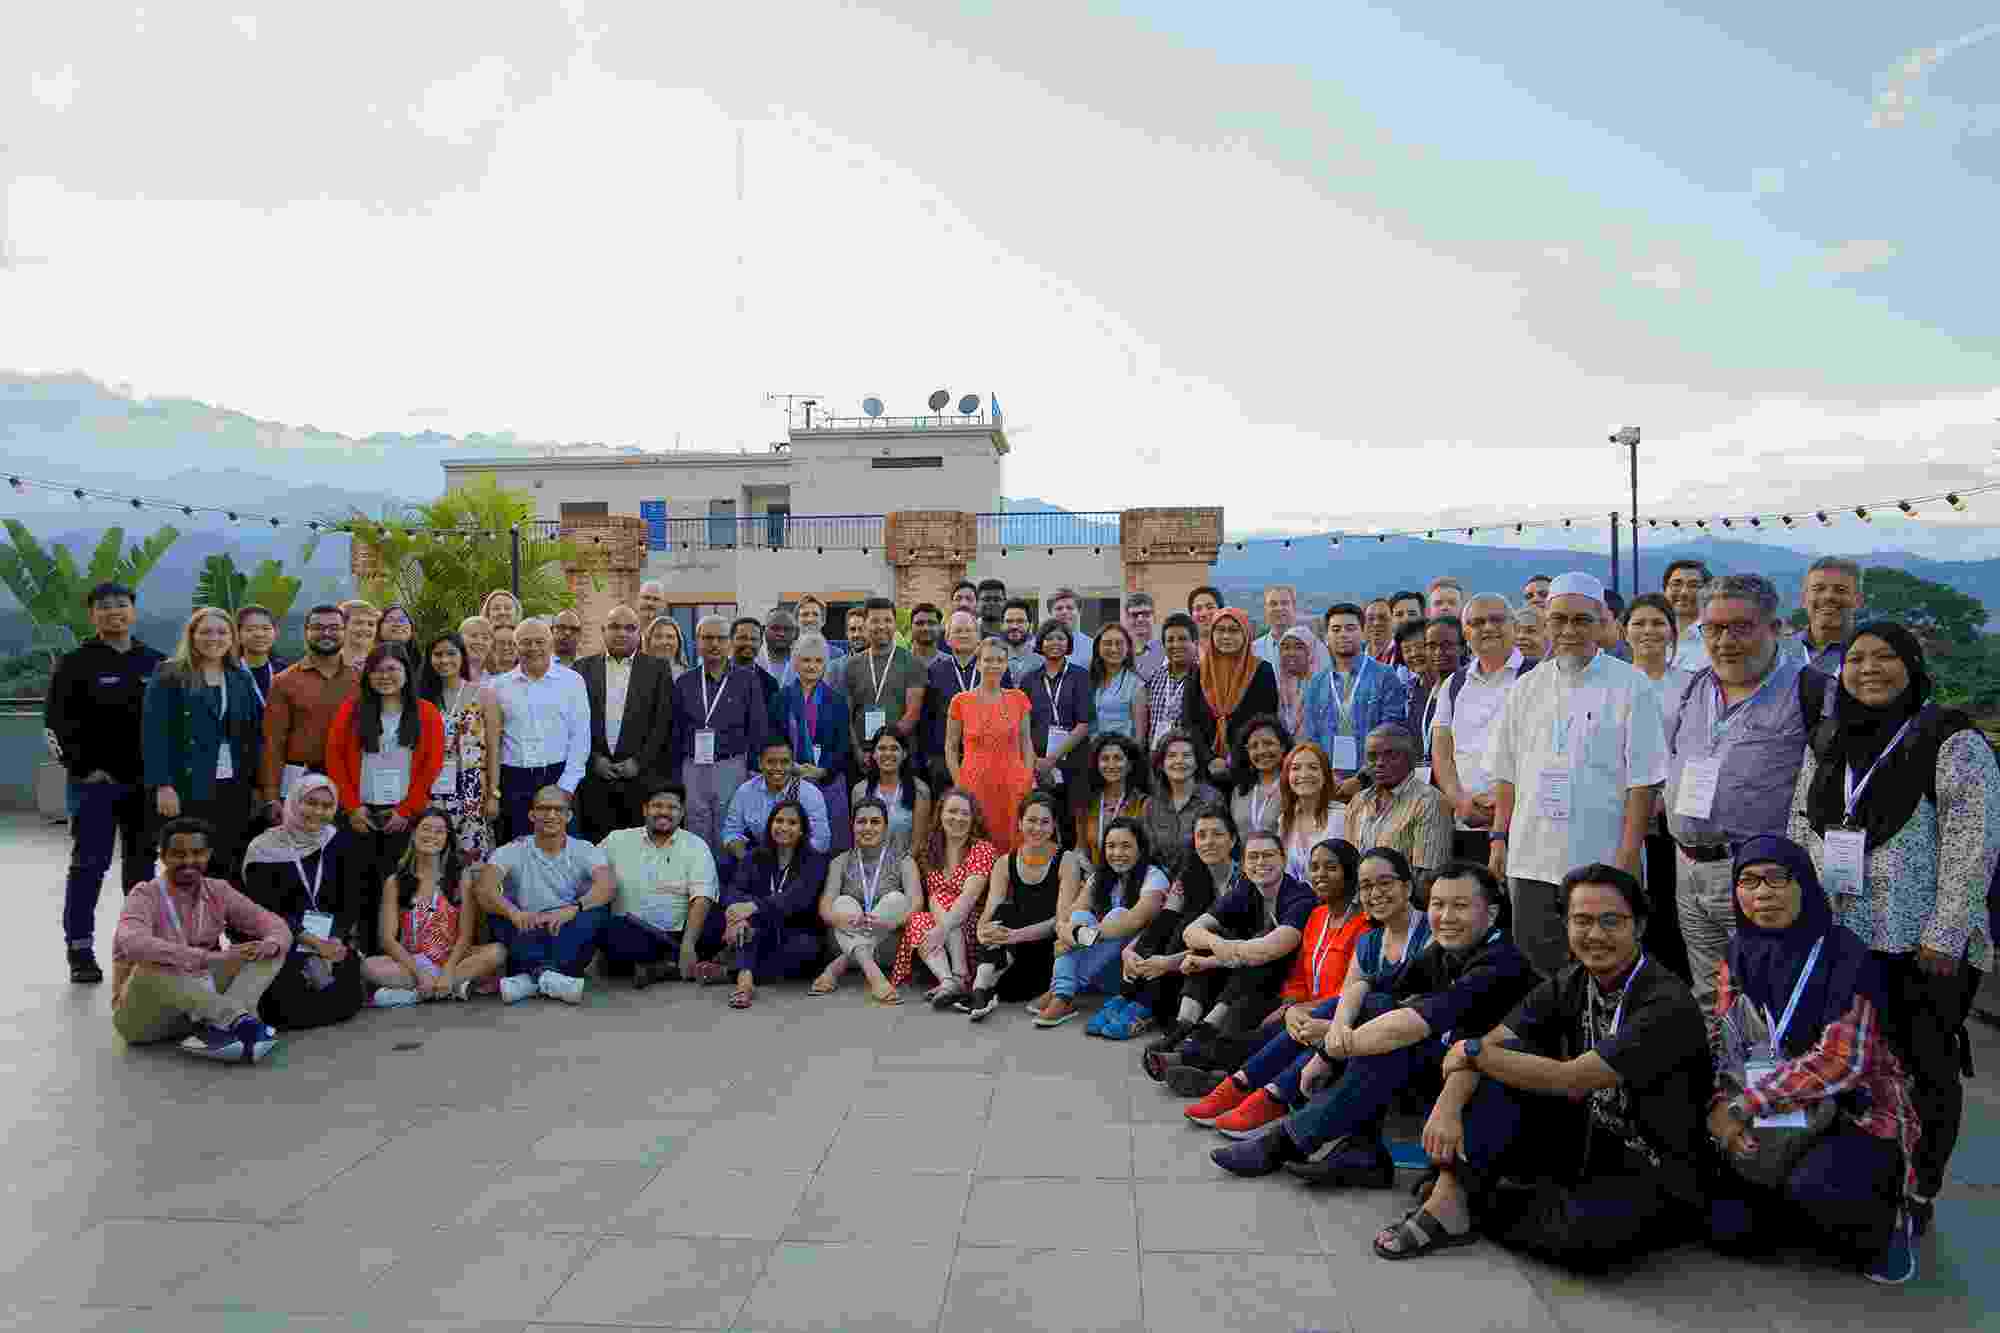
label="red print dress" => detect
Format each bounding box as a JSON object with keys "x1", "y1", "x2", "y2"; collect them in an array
[
  {"x1": 893, "y1": 839, "x2": 998, "y2": 986},
  {"x1": 949, "y1": 688, "x2": 1033, "y2": 853}
]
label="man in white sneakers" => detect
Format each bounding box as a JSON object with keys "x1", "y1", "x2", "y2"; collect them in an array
[{"x1": 478, "y1": 786, "x2": 614, "y2": 1003}]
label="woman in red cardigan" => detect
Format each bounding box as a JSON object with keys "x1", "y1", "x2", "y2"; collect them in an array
[{"x1": 326, "y1": 644, "x2": 446, "y2": 953}]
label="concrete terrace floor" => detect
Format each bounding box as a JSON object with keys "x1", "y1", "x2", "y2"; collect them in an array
[{"x1": 2, "y1": 811, "x2": 1996, "y2": 1333}]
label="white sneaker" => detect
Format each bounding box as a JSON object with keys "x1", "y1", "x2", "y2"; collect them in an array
[
  {"x1": 499, "y1": 974, "x2": 538, "y2": 1005},
  {"x1": 1075, "y1": 926, "x2": 1100, "y2": 948},
  {"x1": 450, "y1": 979, "x2": 473, "y2": 1001},
  {"x1": 539, "y1": 971, "x2": 586, "y2": 1005},
  {"x1": 372, "y1": 988, "x2": 420, "y2": 1008}
]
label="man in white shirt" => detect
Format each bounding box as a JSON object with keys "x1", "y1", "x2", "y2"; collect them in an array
[
  {"x1": 1663, "y1": 558, "x2": 1712, "y2": 672},
  {"x1": 1049, "y1": 587, "x2": 1094, "y2": 673},
  {"x1": 482, "y1": 618, "x2": 591, "y2": 845},
  {"x1": 600, "y1": 783, "x2": 724, "y2": 988},
  {"x1": 1430, "y1": 593, "x2": 1534, "y2": 863},
  {"x1": 1486, "y1": 573, "x2": 1666, "y2": 975},
  {"x1": 1251, "y1": 584, "x2": 1332, "y2": 675}
]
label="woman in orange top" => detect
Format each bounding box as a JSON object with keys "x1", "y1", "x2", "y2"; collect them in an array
[
  {"x1": 945, "y1": 637, "x2": 1036, "y2": 853},
  {"x1": 324, "y1": 645, "x2": 446, "y2": 953}
]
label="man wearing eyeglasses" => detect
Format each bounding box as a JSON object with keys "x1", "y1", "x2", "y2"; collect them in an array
[
  {"x1": 478, "y1": 786, "x2": 614, "y2": 1004},
  {"x1": 1662, "y1": 560, "x2": 1713, "y2": 672},
  {"x1": 1661, "y1": 572, "x2": 1828, "y2": 1027},
  {"x1": 1431, "y1": 594, "x2": 1535, "y2": 865},
  {"x1": 1486, "y1": 573, "x2": 1667, "y2": 977}
]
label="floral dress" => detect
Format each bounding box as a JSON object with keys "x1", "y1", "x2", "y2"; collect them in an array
[
  {"x1": 893, "y1": 839, "x2": 997, "y2": 985},
  {"x1": 433, "y1": 685, "x2": 492, "y2": 869}
]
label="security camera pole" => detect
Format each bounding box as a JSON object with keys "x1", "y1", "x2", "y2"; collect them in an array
[{"x1": 1610, "y1": 426, "x2": 1641, "y2": 596}]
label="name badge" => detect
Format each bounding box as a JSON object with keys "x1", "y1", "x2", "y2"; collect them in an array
[
  {"x1": 1821, "y1": 829, "x2": 1866, "y2": 897},
  {"x1": 301, "y1": 911, "x2": 335, "y2": 940},
  {"x1": 431, "y1": 759, "x2": 458, "y2": 796},
  {"x1": 1330, "y1": 735, "x2": 1359, "y2": 773},
  {"x1": 1540, "y1": 771, "x2": 1572, "y2": 820},
  {"x1": 694, "y1": 728, "x2": 717, "y2": 765},
  {"x1": 1672, "y1": 757, "x2": 1722, "y2": 821},
  {"x1": 367, "y1": 767, "x2": 406, "y2": 807},
  {"x1": 98, "y1": 674, "x2": 122, "y2": 686},
  {"x1": 863, "y1": 708, "x2": 887, "y2": 740},
  {"x1": 1046, "y1": 731, "x2": 1066, "y2": 760},
  {"x1": 1742, "y1": 1059, "x2": 1808, "y2": 1128},
  {"x1": 215, "y1": 746, "x2": 235, "y2": 781}
]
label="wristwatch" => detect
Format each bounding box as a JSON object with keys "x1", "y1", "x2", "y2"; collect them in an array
[
  {"x1": 1463, "y1": 1037, "x2": 1483, "y2": 1067},
  {"x1": 1487, "y1": 832, "x2": 1508, "y2": 844}
]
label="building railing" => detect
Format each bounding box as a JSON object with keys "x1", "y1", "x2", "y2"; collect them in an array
[{"x1": 643, "y1": 511, "x2": 1125, "y2": 552}]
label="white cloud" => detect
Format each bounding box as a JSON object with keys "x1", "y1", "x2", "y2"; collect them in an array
[
  {"x1": 1629, "y1": 263, "x2": 1685, "y2": 291},
  {"x1": 28, "y1": 67, "x2": 78, "y2": 111},
  {"x1": 409, "y1": 56, "x2": 516, "y2": 145},
  {"x1": 1818, "y1": 238, "x2": 1898, "y2": 275}
]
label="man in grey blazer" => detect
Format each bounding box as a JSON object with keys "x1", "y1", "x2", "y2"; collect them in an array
[{"x1": 574, "y1": 605, "x2": 675, "y2": 841}]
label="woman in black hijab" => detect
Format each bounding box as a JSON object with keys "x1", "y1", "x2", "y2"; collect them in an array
[
  {"x1": 1789, "y1": 620, "x2": 1995, "y2": 1233},
  {"x1": 1707, "y1": 835, "x2": 1920, "y2": 1284}
]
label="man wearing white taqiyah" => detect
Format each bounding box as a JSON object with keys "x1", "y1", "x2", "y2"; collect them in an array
[{"x1": 1485, "y1": 572, "x2": 1667, "y2": 976}]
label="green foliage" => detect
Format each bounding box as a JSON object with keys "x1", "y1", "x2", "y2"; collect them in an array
[
  {"x1": 338, "y1": 476, "x2": 581, "y2": 648},
  {"x1": 1862, "y1": 567, "x2": 1986, "y2": 646},
  {"x1": 192, "y1": 553, "x2": 303, "y2": 620},
  {"x1": 1930, "y1": 636, "x2": 2000, "y2": 716},
  {"x1": 0, "y1": 520, "x2": 181, "y2": 651},
  {"x1": 0, "y1": 649, "x2": 55, "y2": 698}
]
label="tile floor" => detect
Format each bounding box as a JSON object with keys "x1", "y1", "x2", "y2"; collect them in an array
[{"x1": 3, "y1": 813, "x2": 1995, "y2": 1332}]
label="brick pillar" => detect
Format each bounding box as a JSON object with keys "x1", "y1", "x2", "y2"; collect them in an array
[
  {"x1": 884, "y1": 510, "x2": 977, "y2": 614},
  {"x1": 1120, "y1": 507, "x2": 1223, "y2": 617},
  {"x1": 560, "y1": 514, "x2": 647, "y2": 657}
]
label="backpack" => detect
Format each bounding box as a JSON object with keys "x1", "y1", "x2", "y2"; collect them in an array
[{"x1": 1445, "y1": 656, "x2": 1539, "y2": 709}]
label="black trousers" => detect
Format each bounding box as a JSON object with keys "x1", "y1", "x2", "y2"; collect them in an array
[
  {"x1": 975, "y1": 896, "x2": 1057, "y2": 1002},
  {"x1": 258, "y1": 948, "x2": 364, "y2": 1031},
  {"x1": 576, "y1": 770, "x2": 654, "y2": 843},
  {"x1": 1117, "y1": 906, "x2": 1189, "y2": 1019},
  {"x1": 161, "y1": 779, "x2": 254, "y2": 887},
  {"x1": 1875, "y1": 948, "x2": 1984, "y2": 1198},
  {"x1": 1641, "y1": 831, "x2": 1691, "y2": 984},
  {"x1": 340, "y1": 811, "x2": 410, "y2": 956},
  {"x1": 1182, "y1": 950, "x2": 1290, "y2": 1036}
]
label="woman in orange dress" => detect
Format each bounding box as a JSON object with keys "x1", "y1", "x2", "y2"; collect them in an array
[{"x1": 946, "y1": 638, "x2": 1036, "y2": 855}]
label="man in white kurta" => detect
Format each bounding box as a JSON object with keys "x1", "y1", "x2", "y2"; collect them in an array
[{"x1": 1485, "y1": 572, "x2": 1666, "y2": 976}]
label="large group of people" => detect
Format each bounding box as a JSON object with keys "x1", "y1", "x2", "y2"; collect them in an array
[{"x1": 41, "y1": 558, "x2": 1995, "y2": 1286}]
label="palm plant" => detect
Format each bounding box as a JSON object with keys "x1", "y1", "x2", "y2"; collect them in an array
[{"x1": 0, "y1": 520, "x2": 181, "y2": 654}]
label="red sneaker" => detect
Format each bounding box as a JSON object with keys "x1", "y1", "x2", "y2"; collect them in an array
[
  {"x1": 1214, "y1": 1089, "x2": 1289, "y2": 1139},
  {"x1": 1184, "y1": 1076, "x2": 1250, "y2": 1127}
]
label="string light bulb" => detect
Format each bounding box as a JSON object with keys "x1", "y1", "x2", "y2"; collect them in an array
[
  {"x1": 1748, "y1": 516, "x2": 1761, "y2": 528},
  {"x1": 129, "y1": 497, "x2": 143, "y2": 510},
  {"x1": 1855, "y1": 506, "x2": 1870, "y2": 522},
  {"x1": 1720, "y1": 517, "x2": 1733, "y2": 528},
  {"x1": 268, "y1": 517, "x2": 281, "y2": 528},
  {"x1": 1947, "y1": 493, "x2": 1967, "y2": 511},
  {"x1": 1898, "y1": 500, "x2": 1915, "y2": 515},
  {"x1": 72, "y1": 488, "x2": 85, "y2": 501},
  {"x1": 7, "y1": 477, "x2": 20, "y2": 493},
  {"x1": 226, "y1": 511, "x2": 239, "y2": 522},
  {"x1": 181, "y1": 506, "x2": 194, "y2": 517},
  {"x1": 1816, "y1": 511, "x2": 1830, "y2": 525},
  {"x1": 1781, "y1": 515, "x2": 1795, "y2": 527}
]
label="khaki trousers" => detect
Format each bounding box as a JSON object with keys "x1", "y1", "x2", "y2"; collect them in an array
[{"x1": 112, "y1": 956, "x2": 282, "y2": 1044}]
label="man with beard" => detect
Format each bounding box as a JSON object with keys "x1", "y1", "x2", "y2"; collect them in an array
[
  {"x1": 575, "y1": 604, "x2": 674, "y2": 841},
  {"x1": 1661, "y1": 572, "x2": 1824, "y2": 1021},
  {"x1": 950, "y1": 580, "x2": 979, "y2": 621},
  {"x1": 257, "y1": 604, "x2": 361, "y2": 825},
  {"x1": 907, "y1": 602, "x2": 944, "y2": 674},
  {"x1": 1487, "y1": 573, "x2": 1667, "y2": 976},
  {"x1": 1789, "y1": 557, "x2": 1862, "y2": 675},
  {"x1": 976, "y1": 578, "x2": 1008, "y2": 637},
  {"x1": 732, "y1": 616, "x2": 783, "y2": 732},
  {"x1": 846, "y1": 597, "x2": 927, "y2": 773},
  {"x1": 480, "y1": 786, "x2": 614, "y2": 1003},
  {"x1": 111, "y1": 817, "x2": 289, "y2": 1062},
  {"x1": 757, "y1": 607, "x2": 802, "y2": 688},
  {"x1": 671, "y1": 615, "x2": 770, "y2": 848},
  {"x1": 551, "y1": 608, "x2": 584, "y2": 668},
  {"x1": 1002, "y1": 598, "x2": 1041, "y2": 684},
  {"x1": 600, "y1": 783, "x2": 723, "y2": 989}
]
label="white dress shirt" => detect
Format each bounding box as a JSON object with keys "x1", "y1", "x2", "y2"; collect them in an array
[
  {"x1": 602, "y1": 654, "x2": 635, "y2": 753},
  {"x1": 1485, "y1": 651, "x2": 1667, "y2": 885},
  {"x1": 1430, "y1": 648, "x2": 1529, "y2": 829},
  {"x1": 1670, "y1": 623, "x2": 1710, "y2": 672},
  {"x1": 492, "y1": 662, "x2": 591, "y2": 793}
]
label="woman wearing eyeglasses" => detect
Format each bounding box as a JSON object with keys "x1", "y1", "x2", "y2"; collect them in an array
[{"x1": 1785, "y1": 622, "x2": 1995, "y2": 1241}]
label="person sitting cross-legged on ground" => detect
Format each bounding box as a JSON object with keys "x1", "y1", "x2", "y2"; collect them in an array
[
  {"x1": 477, "y1": 785, "x2": 614, "y2": 1004},
  {"x1": 962, "y1": 790, "x2": 1079, "y2": 1020},
  {"x1": 1371, "y1": 864, "x2": 1710, "y2": 1266},
  {"x1": 1169, "y1": 838, "x2": 1369, "y2": 1127},
  {"x1": 718, "y1": 797, "x2": 829, "y2": 1008},
  {"x1": 599, "y1": 782, "x2": 724, "y2": 989},
  {"x1": 899, "y1": 788, "x2": 998, "y2": 1003},
  {"x1": 1042, "y1": 816, "x2": 1168, "y2": 1030},
  {"x1": 240, "y1": 774, "x2": 365, "y2": 1030},
  {"x1": 813, "y1": 796, "x2": 923, "y2": 1003},
  {"x1": 111, "y1": 816, "x2": 289, "y2": 1063},
  {"x1": 1211, "y1": 860, "x2": 1536, "y2": 1183},
  {"x1": 364, "y1": 808, "x2": 507, "y2": 1005},
  {"x1": 1141, "y1": 828, "x2": 1315, "y2": 1080},
  {"x1": 1110, "y1": 801, "x2": 1238, "y2": 1043}
]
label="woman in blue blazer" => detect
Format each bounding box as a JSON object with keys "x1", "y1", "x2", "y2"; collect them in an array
[
  {"x1": 778, "y1": 633, "x2": 852, "y2": 853},
  {"x1": 142, "y1": 607, "x2": 265, "y2": 883},
  {"x1": 719, "y1": 797, "x2": 830, "y2": 1006}
]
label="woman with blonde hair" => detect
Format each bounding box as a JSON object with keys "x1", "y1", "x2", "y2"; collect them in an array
[
  {"x1": 142, "y1": 607, "x2": 263, "y2": 881},
  {"x1": 644, "y1": 614, "x2": 689, "y2": 680},
  {"x1": 479, "y1": 589, "x2": 520, "y2": 632},
  {"x1": 457, "y1": 615, "x2": 493, "y2": 685}
]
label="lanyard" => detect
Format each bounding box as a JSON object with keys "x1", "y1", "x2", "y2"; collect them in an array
[
  {"x1": 770, "y1": 860, "x2": 794, "y2": 900},
  {"x1": 1042, "y1": 672, "x2": 1066, "y2": 731},
  {"x1": 698, "y1": 670, "x2": 729, "y2": 727},
  {"x1": 1329, "y1": 667, "x2": 1363, "y2": 735},
  {"x1": 1841, "y1": 718, "x2": 1917, "y2": 824},
  {"x1": 1765, "y1": 936, "x2": 1825, "y2": 1050},
  {"x1": 857, "y1": 847, "x2": 889, "y2": 911},
  {"x1": 865, "y1": 650, "x2": 895, "y2": 708},
  {"x1": 241, "y1": 664, "x2": 266, "y2": 710},
  {"x1": 293, "y1": 854, "x2": 325, "y2": 914},
  {"x1": 1706, "y1": 665, "x2": 1782, "y2": 750},
  {"x1": 1588, "y1": 952, "x2": 1647, "y2": 1038},
  {"x1": 156, "y1": 880, "x2": 195, "y2": 946},
  {"x1": 1308, "y1": 907, "x2": 1350, "y2": 986},
  {"x1": 1248, "y1": 778, "x2": 1278, "y2": 830},
  {"x1": 951, "y1": 656, "x2": 976, "y2": 694}
]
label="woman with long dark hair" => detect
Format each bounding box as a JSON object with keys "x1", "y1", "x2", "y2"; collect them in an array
[
  {"x1": 416, "y1": 631, "x2": 492, "y2": 868},
  {"x1": 852, "y1": 727, "x2": 931, "y2": 864},
  {"x1": 1788, "y1": 621, "x2": 1997, "y2": 1236},
  {"x1": 1140, "y1": 728, "x2": 1223, "y2": 883},
  {"x1": 362, "y1": 807, "x2": 506, "y2": 1004},
  {"x1": 1227, "y1": 714, "x2": 1290, "y2": 840},
  {"x1": 326, "y1": 644, "x2": 445, "y2": 953},
  {"x1": 1042, "y1": 815, "x2": 1169, "y2": 1030},
  {"x1": 719, "y1": 796, "x2": 828, "y2": 1008},
  {"x1": 1076, "y1": 732, "x2": 1151, "y2": 869}
]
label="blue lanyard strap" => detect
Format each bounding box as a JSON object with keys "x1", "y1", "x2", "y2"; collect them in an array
[{"x1": 1767, "y1": 936, "x2": 1825, "y2": 1050}]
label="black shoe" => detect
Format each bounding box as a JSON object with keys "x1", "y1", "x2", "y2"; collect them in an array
[
  {"x1": 1283, "y1": 1135, "x2": 1395, "y2": 1189},
  {"x1": 68, "y1": 948, "x2": 103, "y2": 985},
  {"x1": 1910, "y1": 1198, "x2": 1935, "y2": 1238},
  {"x1": 1166, "y1": 1063, "x2": 1228, "y2": 1098},
  {"x1": 1143, "y1": 1020, "x2": 1193, "y2": 1059},
  {"x1": 966, "y1": 987, "x2": 998, "y2": 1021},
  {"x1": 1211, "y1": 1126, "x2": 1302, "y2": 1177},
  {"x1": 633, "y1": 960, "x2": 679, "y2": 991}
]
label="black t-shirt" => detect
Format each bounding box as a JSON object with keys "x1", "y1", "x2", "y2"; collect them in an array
[
  {"x1": 1208, "y1": 872, "x2": 1316, "y2": 939},
  {"x1": 1506, "y1": 958, "x2": 1713, "y2": 1206}
]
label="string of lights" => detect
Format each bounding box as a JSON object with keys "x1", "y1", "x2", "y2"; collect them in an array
[{"x1": 4, "y1": 470, "x2": 1992, "y2": 548}]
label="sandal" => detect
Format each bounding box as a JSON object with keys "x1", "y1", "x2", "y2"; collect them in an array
[
  {"x1": 869, "y1": 983, "x2": 903, "y2": 1006},
  {"x1": 1372, "y1": 1207, "x2": 1478, "y2": 1261},
  {"x1": 810, "y1": 973, "x2": 839, "y2": 996},
  {"x1": 729, "y1": 987, "x2": 754, "y2": 1010}
]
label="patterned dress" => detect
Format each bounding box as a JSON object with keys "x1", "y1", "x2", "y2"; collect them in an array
[
  {"x1": 893, "y1": 839, "x2": 997, "y2": 986},
  {"x1": 401, "y1": 888, "x2": 463, "y2": 968},
  {"x1": 434, "y1": 685, "x2": 493, "y2": 868},
  {"x1": 950, "y1": 689, "x2": 1034, "y2": 852}
]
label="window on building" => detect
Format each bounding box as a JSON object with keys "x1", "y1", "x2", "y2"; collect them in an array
[
  {"x1": 869, "y1": 456, "x2": 944, "y2": 470},
  {"x1": 559, "y1": 501, "x2": 609, "y2": 522},
  {"x1": 707, "y1": 499, "x2": 738, "y2": 548}
]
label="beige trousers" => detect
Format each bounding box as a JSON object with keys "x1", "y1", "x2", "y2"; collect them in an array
[
  {"x1": 112, "y1": 957, "x2": 282, "y2": 1044},
  {"x1": 831, "y1": 890, "x2": 912, "y2": 965}
]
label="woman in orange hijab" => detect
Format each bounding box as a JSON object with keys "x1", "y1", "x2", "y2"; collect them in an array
[{"x1": 1182, "y1": 607, "x2": 1281, "y2": 783}]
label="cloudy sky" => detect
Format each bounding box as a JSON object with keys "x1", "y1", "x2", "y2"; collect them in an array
[{"x1": 5, "y1": 2, "x2": 2000, "y2": 537}]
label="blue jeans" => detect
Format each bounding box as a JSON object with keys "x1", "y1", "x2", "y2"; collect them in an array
[
  {"x1": 1240, "y1": 995, "x2": 1343, "y2": 1096},
  {"x1": 1282, "y1": 993, "x2": 1445, "y2": 1154},
  {"x1": 1050, "y1": 910, "x2": 1132, "y2": 998},
  {"x1": 64, "y1": 779, "x2": 154, "y2": 947},
  {"x1": 490, "y1": 904, "x2": 609, "y2": 977}
]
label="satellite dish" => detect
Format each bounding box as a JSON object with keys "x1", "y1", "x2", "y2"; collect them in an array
[
  {"x1": 927, "y1": 389, "x2": 950, "y2": 412},
  {"x1": 861, "y1": 396, "x2": 884, "y2": 419},
  {"x1": 957, "y1": 394, "x2": 980, "y2": 415}
]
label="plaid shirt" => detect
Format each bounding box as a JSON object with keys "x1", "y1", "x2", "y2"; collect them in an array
[
  {"x1": 1716, "y1": 960, "x2": 1920, "y2": 1193},
  {"x1": 1345, "y1": 771, "x2": 1454, "y2": 873},
  {"x1": 1146, "y1": 667, "x2": 1195, "y2": 755}
]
